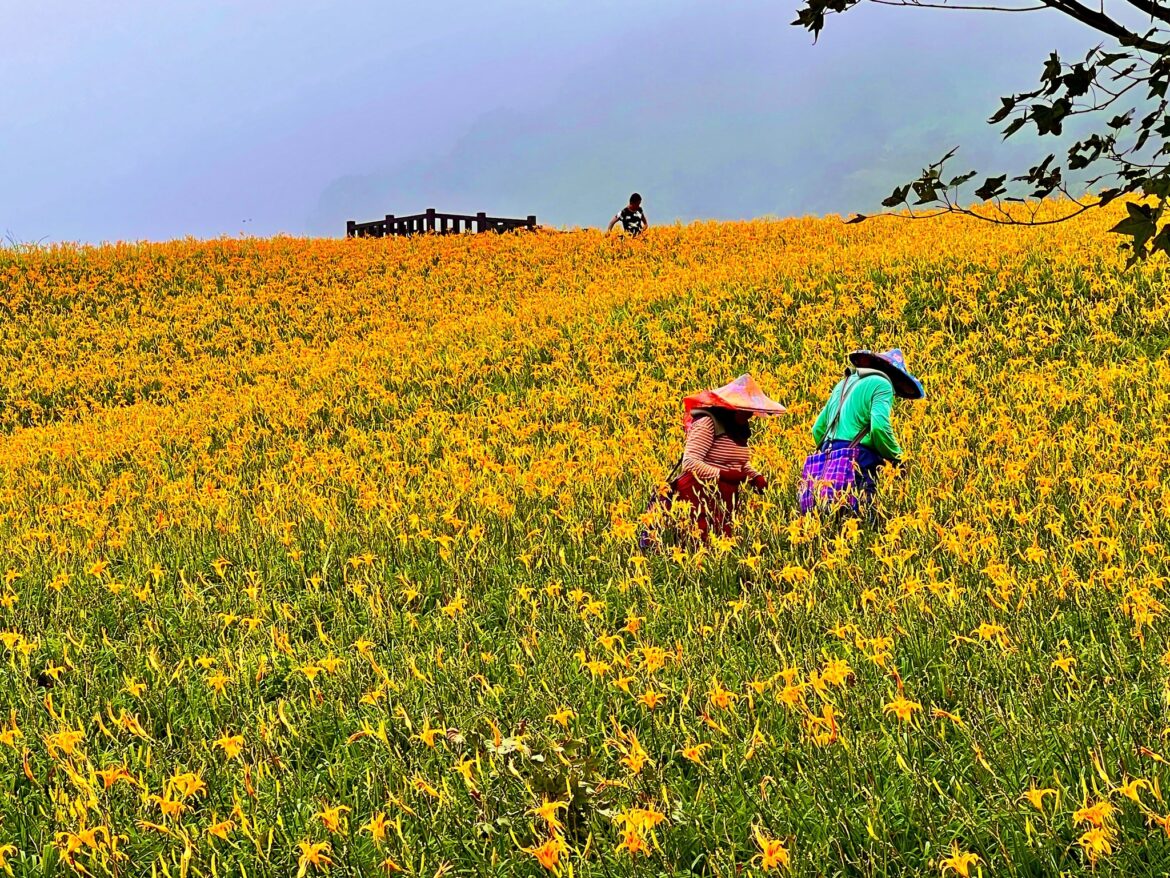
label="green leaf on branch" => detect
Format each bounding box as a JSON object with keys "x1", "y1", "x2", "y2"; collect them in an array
[
  {"x1": 1031, "y1": 99, "x2": 1071, "y2": 137},
  {"x1": 1002, "y1": 118, "x2": 1027, "y2": 139},
  {"x1": 1143, "y1": 176, "x2": 1170, "y2": 199},
  {"x1": 989, "y1": 98, "x2": 1016, "y2": 125},
  {"x1": 881, "y1": 185, "x2": 911, "y2": 209},
  {"x1": 1107, "y1": 112, "x2": 1133, "y2": 130},
  {"x1": 1150, "y1": 222, "x2": 1170, "y2": 258},
  {"x1": 1109, "y1": 201, "x2": 1160, "y2": 258},
  {"x1": 1061, "y1": 64, "x2": 1094, "y2": 99},
  {"x1": 974, "y1": 176, "x2": 1008, "y2": 201}
]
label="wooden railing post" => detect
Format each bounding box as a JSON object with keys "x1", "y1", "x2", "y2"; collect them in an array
[{"x1": 349, "y1": 210, "x2": 535, "y2": 237}]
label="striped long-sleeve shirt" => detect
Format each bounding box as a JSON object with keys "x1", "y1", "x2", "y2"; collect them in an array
[{"x1": 681, "y1": 415, "x2": 761, "y2": 482}]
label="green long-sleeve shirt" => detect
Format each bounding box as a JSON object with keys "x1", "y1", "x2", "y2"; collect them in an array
[{"x1": 811, "y1": 370, "x2": 903, "y2": 461}]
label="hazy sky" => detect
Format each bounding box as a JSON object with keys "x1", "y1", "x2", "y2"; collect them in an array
[{"x1": 4, "y1": 1, "x2": 1097, "y2": 242}]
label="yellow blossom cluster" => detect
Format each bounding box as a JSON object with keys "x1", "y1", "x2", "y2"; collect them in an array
[{"x1": 0, "y1": 201, "x2": 1168, "y2": 874}]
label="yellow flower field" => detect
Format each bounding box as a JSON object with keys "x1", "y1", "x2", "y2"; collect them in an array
[{"x1": 1, "y1": 204, "x2": 1169, "y2": 875}]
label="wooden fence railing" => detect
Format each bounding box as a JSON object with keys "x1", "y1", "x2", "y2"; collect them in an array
[{"x1": 347, "y1": 209, "x2": 537, "y2": 238}]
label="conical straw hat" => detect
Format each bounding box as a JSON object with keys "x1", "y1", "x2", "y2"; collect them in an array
[{"x1": 683, "y1": 374, "x2": 787, "y2": 420}]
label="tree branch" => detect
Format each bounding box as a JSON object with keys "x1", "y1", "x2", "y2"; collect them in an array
[
  {"x1": 1120, "y1": 0, "x2": 1170, "y2": 25},
  {"x1": 862, "y1": 201, "x2": 1098, "y2": 226},
  {"x1": 868, "y1": 0, "x2": 1047, "y2": 9},
  {"x1": 1041, "y1": 0, "x2": 1169, "y2": 53},
  {"x1": 825, "y1": 0, "x2": 1170, "y2": 42},
  {"x1": 1066, "y1": 76, "x2": 1143, "y2": 114}
]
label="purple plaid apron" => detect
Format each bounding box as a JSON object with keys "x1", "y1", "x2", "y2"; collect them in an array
[{"x1": 799, "y1": 375, "x2": 872, "y2": 514}]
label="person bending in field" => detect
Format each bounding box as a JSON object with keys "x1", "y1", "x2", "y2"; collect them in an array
[
  {"x1": 799, "y1": 348, "x2": 923, "y2": 517},
  {"x1": 669, "y1": 374, "x2": 786, "y2": 540},
  {"x1": 607, "y1": 193, "x2": 648, "y2": 236}
]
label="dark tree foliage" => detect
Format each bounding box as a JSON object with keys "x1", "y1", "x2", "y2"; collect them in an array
[{"x1": 793, "y1": 0, "x2": 1170, "y2": 262}]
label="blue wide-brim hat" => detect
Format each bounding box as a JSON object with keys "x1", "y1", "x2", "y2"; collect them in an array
[{"x1": 848, "y1": 348, "x2": 924, "y2": 400}]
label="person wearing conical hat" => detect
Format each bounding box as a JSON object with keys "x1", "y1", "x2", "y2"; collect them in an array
[
  {"x1": 672, "y1": 374, "x2": 786, "y2": 539},
  {"x1": 809, "y1": 349, "x2": 923, "y2": 507}
]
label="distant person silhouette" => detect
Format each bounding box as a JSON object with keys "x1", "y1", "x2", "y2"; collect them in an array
[{"x1": 607, "y1": 193, "x2": 648, "y2": 236}]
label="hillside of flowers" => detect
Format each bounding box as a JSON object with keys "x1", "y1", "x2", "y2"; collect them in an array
[{"x1": 0, "y1": 204, "x2": 1169, "y2": 876}]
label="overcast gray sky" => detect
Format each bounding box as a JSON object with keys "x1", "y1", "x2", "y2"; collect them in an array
[{"x1": 3, "y1": 1, "x2": 1097, "y2": 242}]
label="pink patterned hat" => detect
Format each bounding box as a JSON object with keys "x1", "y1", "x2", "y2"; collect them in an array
[{"x1": 683, "y1": 374, "x2": 787, "y2": 421}]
